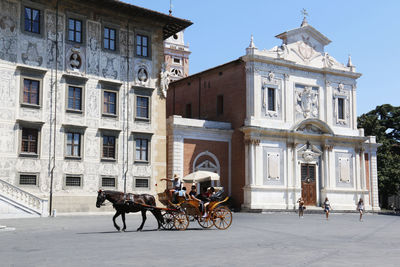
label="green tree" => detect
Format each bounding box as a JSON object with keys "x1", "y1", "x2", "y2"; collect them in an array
[{"x1": 358, "y1": 104, "x2": 400, "y2": 208}]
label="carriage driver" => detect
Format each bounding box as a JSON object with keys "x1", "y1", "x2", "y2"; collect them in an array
[{"x1": 161, "y1": 174, "x2": 182, "y2": 202}]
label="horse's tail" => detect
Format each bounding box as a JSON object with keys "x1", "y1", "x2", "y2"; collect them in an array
[{"x1": 146, "y1": 194, "x2": 164, "y2": 224}]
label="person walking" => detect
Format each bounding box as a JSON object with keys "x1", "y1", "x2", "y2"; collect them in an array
[
  {"x1": 357, "y1": 198, "x2": 364, "y2": 221},
  {"x1": 297, "y1": 197, "x2": 305, "y2": 218},
  {"x1": 323, "y1": 197, "x2": 331, "y2": 220}
]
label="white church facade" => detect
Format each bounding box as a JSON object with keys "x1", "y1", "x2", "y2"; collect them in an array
[{"x1": 167, "y1": 18, "x2": 380, "y2": 211}]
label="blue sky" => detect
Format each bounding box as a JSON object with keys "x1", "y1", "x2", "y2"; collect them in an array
[{"x1": 127, "y1": 0, "x2": 400, "y2": 115}]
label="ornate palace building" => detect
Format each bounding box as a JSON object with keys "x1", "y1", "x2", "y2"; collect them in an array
[
  {"x1": 0, "y1": 0, "x2": 191, "y2": 216},
  {"x1": 167, "y1": 18, "x2": 380, "y2": 211}
]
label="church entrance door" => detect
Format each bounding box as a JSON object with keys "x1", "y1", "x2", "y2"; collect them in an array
[{"x1": 301, "y1": 163, "x2": 316, "y2": 206}]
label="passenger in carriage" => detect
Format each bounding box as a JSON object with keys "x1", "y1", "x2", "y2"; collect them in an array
[
  {"x1": 202, "y1": 187, "x2": 215, "y2": 218},
  {"x1": 189, "y1": 185, "x2": 201, "y2": 202},
  {"x1": 177, "y1": 186, "x2": 189, "y2": 200}
]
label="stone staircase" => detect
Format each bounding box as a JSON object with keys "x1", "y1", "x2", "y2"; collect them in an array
[{"x1": 0, "y1": 179, "x2": 49, "y2": 218}]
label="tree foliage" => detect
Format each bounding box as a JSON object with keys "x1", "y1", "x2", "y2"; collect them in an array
[{"x1": 358, "y1": 104, "x2": 400, "y2": 208}]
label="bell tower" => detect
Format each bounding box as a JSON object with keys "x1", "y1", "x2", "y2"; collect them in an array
[{"x1": 164, "y1": 31, "x2": 191, "y2": 81}]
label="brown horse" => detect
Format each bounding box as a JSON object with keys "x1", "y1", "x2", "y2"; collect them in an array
[{"x1": 96, "y1": 190, "x2": 164, "y2": 231}]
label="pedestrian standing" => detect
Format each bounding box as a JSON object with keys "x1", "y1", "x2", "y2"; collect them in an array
[
  {"x1": 323, "y1": 197, "x2": 331, "y2": 220},
  {"x1": 357, "y1": 198, "x2": 364, "y2": 221},
  {"x1": 297, "y1": 197, "x2": 305, "y2": 218}
]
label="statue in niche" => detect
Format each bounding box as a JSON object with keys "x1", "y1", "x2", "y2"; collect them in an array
[
  {"x1": 22, "y1": 42, "x2": 42, "y2": 66},
  {"x1": 138, "y1": 67, "x2": 148, "y2": 82},
  {"x1": 160, "y1": 63, "x2": 170, "y2": 98},
  {"x1": 296, "y1": 86, "x2": 318, "y2": 118},
  {"x1": 70, "y1": 53, "x2": 81, "y2": 69}
]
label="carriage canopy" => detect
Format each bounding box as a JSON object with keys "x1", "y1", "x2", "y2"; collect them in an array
[{"x1": 182, "y1": 171, "x2": 220, "y2": 183}]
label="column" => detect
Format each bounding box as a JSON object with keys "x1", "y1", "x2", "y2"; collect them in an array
[
  {"x1": 355, "y1": 148, "x2": 361, "y2": 190},
  {"x1": 352, "y1": 85, "x2": 357, "y2": 130},
  {"x1": 360, "y1": 149, "x2": 366, "y2": 189},
  {"x1": 370, "y1": 151, "x2": 380, "y2": 209}
]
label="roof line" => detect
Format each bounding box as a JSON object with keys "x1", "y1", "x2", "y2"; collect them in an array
[{"x1": 170, "y1": 58, "x2": 244, "y2": 85}]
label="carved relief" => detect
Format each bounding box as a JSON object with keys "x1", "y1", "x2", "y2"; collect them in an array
[
  {"x1": 87, "y1": 21, "x2": 100, "y2": 75},
  {"x1": 102, "y1": 56, "x2": 118, "y2": 80},
  {"x1": 46, "y1": 11, "x2": 64, "y2": 68},
  {"x1": 297, "y1": 142, "x2": 322, "y2": 163},
  {"x1": 0, "y1": 0, "x2": 18, "y2": 62},
  {"x1": 87, "y1": 84, "x2": 99, "y2": 117},
  {"x1": 290, "y1": 35, "x2": 319, "y2": 63},
  {"x1": 295, "y1": 86, "x2": 318, "y2": 119},
  {"x1": 22, "y1": 42, "x2": 43, "y2": 66},
  {"x1": 133, "y1": 165, "x2": 152, "y2": 177}
]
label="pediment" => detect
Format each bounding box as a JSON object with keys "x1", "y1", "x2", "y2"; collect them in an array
[{"x1": 292, "y1": 119, "x2": 334, "y2": 135}]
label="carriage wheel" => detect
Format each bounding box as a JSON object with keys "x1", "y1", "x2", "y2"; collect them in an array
[
  {"x1": 212, "y1": 206, "x2": 232, "y2": 230},
  {"x1": 161, "y1": 211, "x2": 174, "y2": 230},
  {"x1": 197, "y1": 215, "x2": 214, "y2": 228},
  {"x1": 173, "y1": 211, "x2": 189, "y2": 231}
]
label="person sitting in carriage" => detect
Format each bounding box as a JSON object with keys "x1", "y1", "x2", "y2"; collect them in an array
[{"x1": 202, "y1": 187, "x2": 216, "y2": 218}]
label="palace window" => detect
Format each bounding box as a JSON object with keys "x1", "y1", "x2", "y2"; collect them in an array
[
  {"x1": 23, "y1": 79, "x2": 40, "y2": 106},
  {"x1": 136, "y1": 34, "x2": 149, "y2": 57},
  {"x1": 65, "y1": 176, "x2": 82, "y2": 187},
  {"x1": 24, "y1": 7, "x2": 40, "y2": 34},
  {"x1": 21, "y1": 128, "x2": 38, "y2": 154},
  {"x1": 102, "y1": 135, "x2": 116, "y2": 159},
  {"x1": 103, "y1": 90, "x2": 117, "y2": 116},
  {"x1": 267, "y1": 88, "x2": 275, "y2": 111},
  {"x1": 217, "y1": 95, "x2": 224, "y2": 115},
  {"x1": 136, "y1": 96, "x2": 149, "y2": 119},
  {"x1": 19, "y1": 174, "x2": 37, "y2": 186},
  {"x1": 135, "y1": 138, "x2": 149, "y2": 162},
  {"x1": 102, "y1": 177, "x2": 116, "y2": 188},
  {"x1": 338, "y1": 98, "x2": 345, "y2": 120},
  {"x1": 135, "y1": 177, "x2": 149, "y2": 189},
  {"x1": 66, "y1": 132, "x2": 81, "y2": 158},
  {"x1": 104, "y1": 27, "x2": 116, "y2": 51},
  {"x1": 68, "y1": 18, "x2": 82, "y2": 43},
  {"x1": 67, "y1": 86, "x2": 82, "y2": 111}
]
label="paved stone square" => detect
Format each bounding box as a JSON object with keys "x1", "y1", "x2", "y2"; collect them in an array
[{"x1": 1, "y1": 212, "x2": 399, "y2": 266}]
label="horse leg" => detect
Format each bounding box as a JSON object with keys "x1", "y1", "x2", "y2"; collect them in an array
[
  {"x1": 137, "y1": 210, "x2": 147, "y2": 231},
  {"x1": 151, "y1": 209, "x2": 163, "y2": 230},
  {"x1": 113, "y1": 210, "x2": 121, "y2": 231},
  {"x1": 121, "y1": 211, "x2": 127, "y2": 232}
]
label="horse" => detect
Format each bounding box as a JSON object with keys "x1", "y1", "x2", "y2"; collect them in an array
[{"x1": 96, "y1": 190, "x2": 164, "y2": 232}]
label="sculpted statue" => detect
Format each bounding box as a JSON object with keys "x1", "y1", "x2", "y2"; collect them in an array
[
  {"x1": 296, "y1": 86, "x2": 318, "y2": 118},
  {"x1": 160, "y1": 63, "x2": 170, "y2": 98}
]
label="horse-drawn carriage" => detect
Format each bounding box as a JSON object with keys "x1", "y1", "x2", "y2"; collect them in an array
[{"x1": 96, "y1": 171, "x2": 233, "y2": 231}]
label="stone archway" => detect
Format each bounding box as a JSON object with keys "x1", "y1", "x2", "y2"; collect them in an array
[{"x1": 192, "y1": 151, "x2": 221, "y2": 189}]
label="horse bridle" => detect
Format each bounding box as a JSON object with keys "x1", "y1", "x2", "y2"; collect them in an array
[{"x1": 97, "y1": 190, "x2": 108, "y2": 206}]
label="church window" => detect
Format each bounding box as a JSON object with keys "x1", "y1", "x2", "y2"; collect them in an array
[
  {"x1": 68, "y1": 18, "x2": 82, "y2": 43},
  {"x1": 185, "y1": 103, "x2": 192, "y2": 118},
  {"x1": 217, "y1": 95, "x2": 224, "y2": 115},
  {"x1": 24, "y1": 7, "x2": 40, "y2": 34},
  {"x1": 104, "y1": 27, "x2": 116, "y2": 51},
  {"x1": 173, "y1": 57, "x2": 181, "y2": 64},
  {"x1": 338, "y1": 98, "x2": 345, "y2": 120},
  {"x1": 268, "y1": 88, "x2": 275, "y2": 111},
  {"x1": 136, "y1": 34, "x2": 149, "y2": 57}
]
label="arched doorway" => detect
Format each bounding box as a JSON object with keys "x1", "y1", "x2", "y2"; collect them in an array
[{"x1": 192, "y1": 151, "x2": 220, "y2": 193}]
